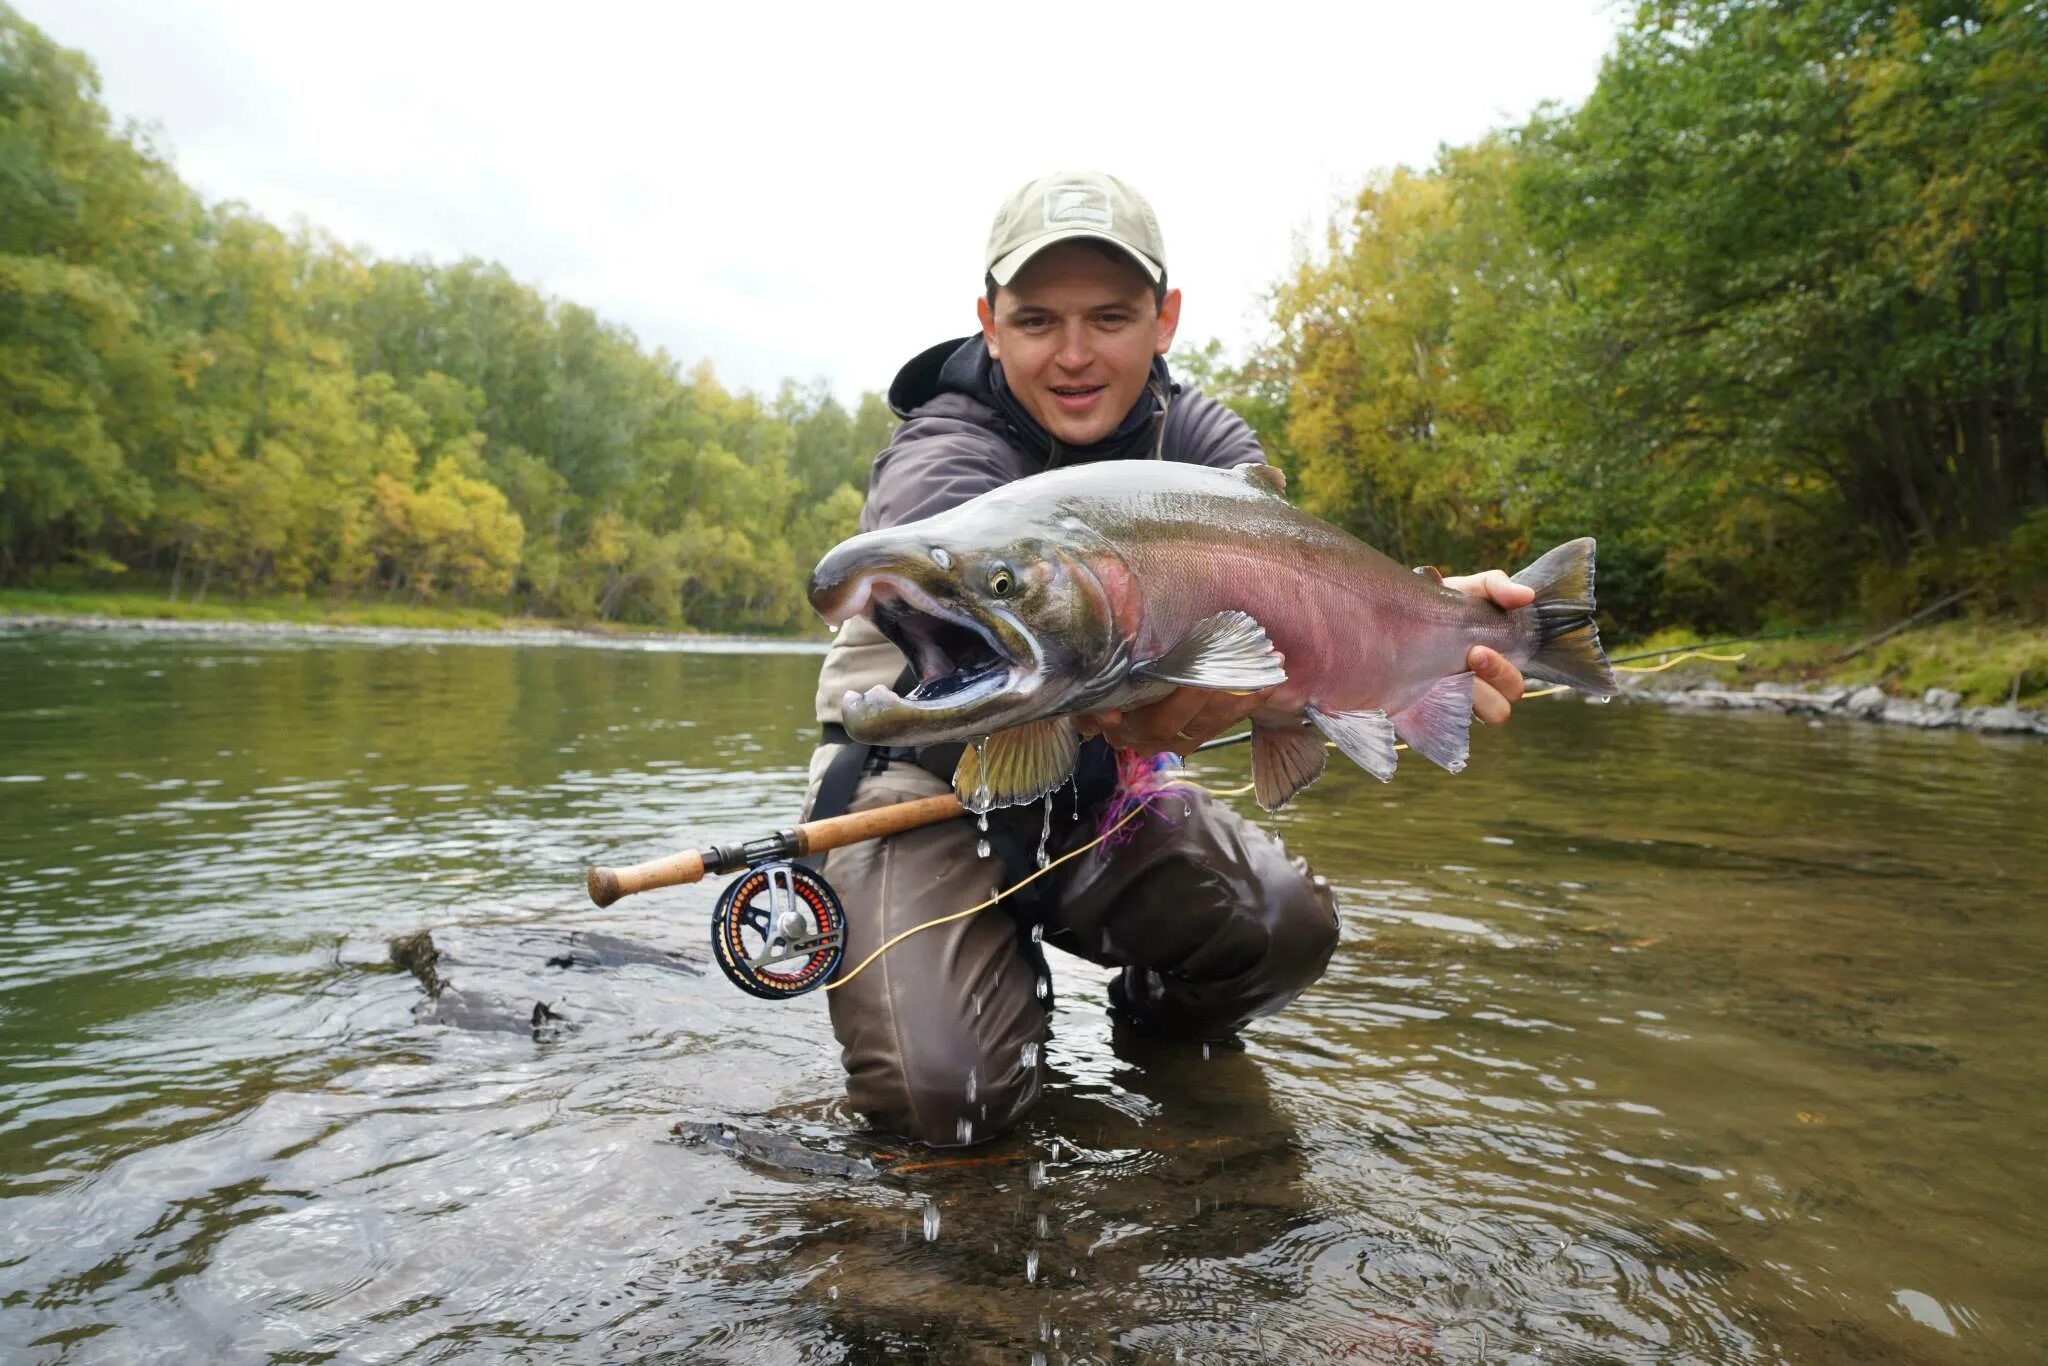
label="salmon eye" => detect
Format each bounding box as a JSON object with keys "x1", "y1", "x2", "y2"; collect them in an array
[{"x1": 987, "y1": 567, "x2": 1015, "y2": 598}]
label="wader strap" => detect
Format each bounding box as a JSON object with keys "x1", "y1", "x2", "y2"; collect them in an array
[{"x1": 800, "y1": 667, "x2": 920, "y2": 872}]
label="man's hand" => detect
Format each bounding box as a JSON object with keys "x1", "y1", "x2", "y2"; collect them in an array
[
  {"x1": 1441, "y1": 569, "x2": 1531, "y2": 726},
  {"x1": 1075, "y1": 684, "x2": 1278, "y2": 758}
]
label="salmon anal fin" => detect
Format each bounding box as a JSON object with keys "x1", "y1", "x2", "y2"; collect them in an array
[
  {"x1": 1251, "y1": 722, "x2": 1327, "y2": 811},
  {"x1": 1133, "y1": 611, "x2": 1288, "y2": 692},
  {"x1": 953, "y1": 716, "x2": 1078, "y2": 811},
  {"x1": 1390, "y1": 672, "x2": 1474, "y2": 773},
  {"x1": 1308, "y1": 705, "x2": 1397, "y2": 782}
]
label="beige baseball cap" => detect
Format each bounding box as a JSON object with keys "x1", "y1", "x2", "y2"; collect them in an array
[{"x1": 985, "y1": 171, "x2": 1166, "y2": 287}]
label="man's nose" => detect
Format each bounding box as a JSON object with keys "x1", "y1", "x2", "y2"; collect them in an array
[{"x1": 1053, "y1": 320, "x2": 1092, "y2": 371}]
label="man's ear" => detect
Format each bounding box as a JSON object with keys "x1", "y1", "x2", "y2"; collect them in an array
[
  {"x1": 977, "y1": 296, "x2": 1000, "y2": 360},
  {"x1": 1154, "y1": 287, "x2": 1183, "y2": 356}
]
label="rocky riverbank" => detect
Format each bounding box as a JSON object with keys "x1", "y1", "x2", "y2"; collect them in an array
[{"x1": 1613, "y1": 676, "x2": 2047, "y2": 736}]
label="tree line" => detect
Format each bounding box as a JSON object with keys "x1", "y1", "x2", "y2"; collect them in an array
[
  {"x1": 5, "y1": 3, "x2": 2044, "y2": 637},
  {"x1": 1, "y1": 4, "x2": 888, "y2": 630},
  {"x1": 1192, "y1": 0, "x2": 2046, "y2": 632}
]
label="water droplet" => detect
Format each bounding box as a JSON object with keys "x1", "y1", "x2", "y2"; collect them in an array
[
  {"x1": 976, "y1": 838, "x2": 991, "y2": 859},
  {"x1": 956, "y1": 1116, "x2": 976, "y2": 1144},
  {"x1": 922, "y1": 1198, "x2": 941, "y2": 1242},
  {"x1": 1036, "y1": 1212, "x2": 1049, "y2": 1238},
  {"x1": 965, "y1": 1068, "x2": 978, "y2": 1104},
  {"x1": 976, "y1": 811, "x2": 989, "y2": 832},
  {"x1": 1026, "y1": 1247, "x2": 1040, "y2": 1283},
  {"x1": 1035, "y1": 796, "x2": 1053, "y2": 868},
  {"x1": 827, "y1": 622, "x2": 840, "y2": 634},
  {"x1": 829, "y1": 1284, "x2": 839, "y2": 1300},
  {"x1": 1202, "y1": 1042, "x2": 1211, "y2": 1060},
  {"x1": 1030, "y1": 922, "x2": 1044, "y2": 944},
  {"x1": 1048, "y1": 1140, "x2": 1061, "y2": 1162},
  {"x1": 1040, "y1": 1313, "x2": 1052, "y2": 1342},
  {"x1": 973, "y1": 993, "x2": 982, "y2": 1018},
  {"x1": 1020, "y1": 1041, "x2": 1039, "y2": 1070},
  {"x1": 1034, "y1": 976, "x2": 1049, "y2": 1000},
  {"x1": 1029, "y1": 1160, "x2": 1048, "y2": 1189}
]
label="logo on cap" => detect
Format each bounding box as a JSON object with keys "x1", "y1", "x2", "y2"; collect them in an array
[{"x1": 1043, "y1": 182, "x2": 1113, "y2": 230}]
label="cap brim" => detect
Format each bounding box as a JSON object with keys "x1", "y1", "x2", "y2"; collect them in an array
[{"x1": 988, "y1": 228, "x2": 1164, "y2": 286}]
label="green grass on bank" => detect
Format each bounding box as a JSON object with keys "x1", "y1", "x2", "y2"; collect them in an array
[
  {"x1": 1617, "y1": 618, "x2": 2048, "y2": 708},
  {"x1": 2, "y1": 586, "x2": 559, "y2": 634}
]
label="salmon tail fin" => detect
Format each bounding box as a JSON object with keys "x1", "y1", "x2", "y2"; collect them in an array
[{"x1": 1510, "y1": 537, "x2": 1616, "y2": 696}]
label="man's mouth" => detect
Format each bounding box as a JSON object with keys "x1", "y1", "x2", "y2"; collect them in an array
[{"x1": 1048, "y1": 383, "x2": 1106, "y2": 415}]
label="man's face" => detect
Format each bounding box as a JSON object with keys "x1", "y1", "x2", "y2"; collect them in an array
[{"x1": 977, "y1": 241, "x2": 1182, "y2": 447}]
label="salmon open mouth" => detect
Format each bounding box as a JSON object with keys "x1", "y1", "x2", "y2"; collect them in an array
[{"x1": 859, "y1": 578, "x2": 1023, "y2": 712}]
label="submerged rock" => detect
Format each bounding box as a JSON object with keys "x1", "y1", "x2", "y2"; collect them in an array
[
  {"x1": 672, "y1": 1120, "x2": 878, "y2": 1181},
  {"x1": 547, "y1": 930, "x2": 701, "y2": 975}
]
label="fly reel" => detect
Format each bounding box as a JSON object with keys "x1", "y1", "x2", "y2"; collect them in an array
[{"x1": 709, "y1": 861, "x2": 847, "y2": 999}]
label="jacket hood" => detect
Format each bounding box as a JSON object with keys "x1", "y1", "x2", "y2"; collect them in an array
[{"x1": 887, "y1": 335, "x2": 1177, "y2": 466}]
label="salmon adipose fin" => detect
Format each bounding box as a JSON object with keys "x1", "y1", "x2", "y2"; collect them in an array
[
  {"x1": 953, "y1": 716, "x2": 1079, "y2": 810},
  {"x1": 1509, "y1": 537, "x2": 1617, "y2": 695},
  {"x1": 1132, "y1": 611, "x2": 1289, "y2": 692},
  {"x1": 1308, "y1": 705, "x2": 1399, "y2": 783},
  {"x1": 1251, "y1": 722, "x2": 1327, "y2": 811},
  {"x1": 1389, "y1": 672, "x2": 1475, "y2": 773}
]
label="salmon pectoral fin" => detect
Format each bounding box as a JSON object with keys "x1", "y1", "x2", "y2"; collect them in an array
[
  {"x1": 1251, "y1": 722, "x2": 1327, "y2": 811},
  {"x1": 952, "y1": 716, "x2": 1079, "y2": 811},
  {"x1": 1307, "y1": 705, "x2": 1398, "y2": 782},
  {"x1": 1389, "y1": 673, "x2": 1474, "y2": 774},
  {"x1": 1132, "y1": 611, "x2": 1288, "y2": 692}
]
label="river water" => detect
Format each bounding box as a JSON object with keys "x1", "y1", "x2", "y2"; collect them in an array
[{"x1": 1, "y1": 626, "x2": 2041, "y2": 1363}]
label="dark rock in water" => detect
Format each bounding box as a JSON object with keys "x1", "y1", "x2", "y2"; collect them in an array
[
  {"x1": 672, "y1": 1120, "x2": 878, "y2": 1181},
  {"x1": 413, "y1": 984, "x2": 568, "y2": 1038},
  {"x1": 547, "y1": 930, "x2": 701, "y2": 975},
  {"x1": 388, "y1": 929, "x2": 444, "y2": 994}
]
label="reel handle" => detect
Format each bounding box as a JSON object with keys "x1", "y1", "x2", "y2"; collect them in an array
[{"x1": 586, "y1": 792, "x2": 965, "y2": 907}]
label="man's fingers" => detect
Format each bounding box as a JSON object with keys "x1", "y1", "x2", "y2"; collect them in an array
[
  {"x1": 1469, "y1": 645, "x2": 1525, "y2": 702},
  {"x1": 1472, "y1": 677, "x2": 1511, "y2": 727},
  {"x1": 1443, "y1": 568, "x2": 1535, "y2": 610},
  {"x1": 1468, "y1": 646, "x2": 1524, "y2": 728}
]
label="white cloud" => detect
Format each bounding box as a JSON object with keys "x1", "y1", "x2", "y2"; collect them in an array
[{"x1": 29, "y1": 0, "x2": 1622, "y2": 400}]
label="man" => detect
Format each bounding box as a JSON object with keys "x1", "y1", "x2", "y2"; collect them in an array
[{"x1": 807, "y1": 172, "x2": 1528, "y2": 1147}]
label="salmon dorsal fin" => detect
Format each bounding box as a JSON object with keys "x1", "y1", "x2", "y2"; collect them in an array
[
  {"x1": 1308, "y1": 705, "x2": 1398, "y2": 782},
  {"x1": 1132, "y1": 611, "x2": 1288, "y2": 692},
  {"x1": 1220, "y1": 464, "x2": 1286, "y2": 497},
  {"x1": 952, "y1": 716, "x2": 1079, "y2": 812},
  {"x1": 1236, "y1": 463, "x2": 1288, "y2": 497},
  {"x1": 1389, "y1": 673, "x2": 1474, "y2": 773},
  {"x1": 1251, "y1": 722, "x2": 1326, "y2": 811}
]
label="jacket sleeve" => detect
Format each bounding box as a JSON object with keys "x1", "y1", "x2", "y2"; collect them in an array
[
  {"x1": 1166, "y1": 389, "x2": 1266, "y2": 470},
  {"x1": 860, "y1": 407, "x2": 1031, "y2": 531}
]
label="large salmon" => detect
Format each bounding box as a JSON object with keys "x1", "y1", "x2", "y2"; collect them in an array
[{"x1": 808, "y1": 462, "x2": 1614, "y2": 812}]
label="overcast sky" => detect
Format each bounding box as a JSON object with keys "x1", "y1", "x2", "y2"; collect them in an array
[{"x1": 30, "y1": 1, "x2": 1624, "y2": 402}]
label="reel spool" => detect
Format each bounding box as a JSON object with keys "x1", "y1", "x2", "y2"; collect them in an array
[{"x1": 709, "y1": 861, "x2": 847, "y2": 999}]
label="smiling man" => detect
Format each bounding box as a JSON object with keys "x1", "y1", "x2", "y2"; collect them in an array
[{"x1": 806, "y1": 172, "x2": 1528, "y2": 1147}]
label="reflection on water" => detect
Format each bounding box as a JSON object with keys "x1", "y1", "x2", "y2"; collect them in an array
[{"x1": 1, "y1": 626, "x2": 2042, "y2": 1361}]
